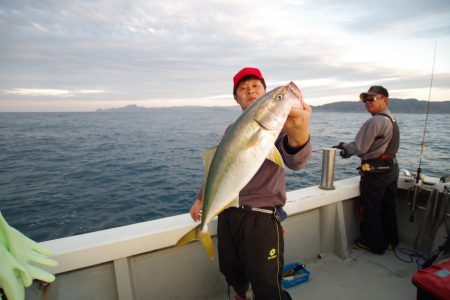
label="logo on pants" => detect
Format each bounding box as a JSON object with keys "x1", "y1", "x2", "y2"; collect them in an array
[{"x1": 267, "y1": 248, "x2": 277, "y2": 260}]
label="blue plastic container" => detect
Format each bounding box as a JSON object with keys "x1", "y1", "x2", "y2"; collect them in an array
[{"x1": 281, "y1": 262, "x2": 310, "y2": 289}]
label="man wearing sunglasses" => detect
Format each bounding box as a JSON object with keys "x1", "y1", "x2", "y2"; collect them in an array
[{"x1": 335, "y1": 86, "x2": 400, "y2": 255}]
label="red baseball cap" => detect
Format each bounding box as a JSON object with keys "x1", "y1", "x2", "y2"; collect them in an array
[{"x1": 233, "y1": 67, "x2": 265, "y2": 94}]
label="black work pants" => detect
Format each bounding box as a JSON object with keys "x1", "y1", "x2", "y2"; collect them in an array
[
  {"x1": 359, "y1": 169, "x2": 399, "y2": 253},
  {"x1": 217, "y1": 207, "x2": 285, "y2": 300}
]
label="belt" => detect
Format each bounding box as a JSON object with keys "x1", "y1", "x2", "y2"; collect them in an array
[{"x1": 239, "y1": 205, "x2": 274, "y2": 214}]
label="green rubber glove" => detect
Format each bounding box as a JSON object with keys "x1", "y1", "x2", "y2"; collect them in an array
[
  {"x1": 0, "y1": 212, "x2": 57, "y2": 289},
  {"x1": 0, "y1": 243, "x2": 26, "y2": 300}
]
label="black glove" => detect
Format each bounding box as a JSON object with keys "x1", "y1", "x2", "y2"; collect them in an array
[
  {"x1": 339, "y1": 150, "x2": 352, "y2": 159},
  {"x1": 332, "y1": 142, "x2": 346, "y2": 150}
]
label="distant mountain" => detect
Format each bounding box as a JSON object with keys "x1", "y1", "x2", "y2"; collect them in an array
[
  {"x1": 95, "y1": 105, "x2": 241, "y2": 113},
  {"x1": 312, "y1": 98, "x2": 450, "y2": 114},
  {"x1": 96, "y1": 104, "x2": 146, "y2": 112},
  {"x1": 96, "y1": 99, "x2": 450, "y2": 114}
]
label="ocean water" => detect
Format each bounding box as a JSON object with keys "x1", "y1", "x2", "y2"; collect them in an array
[{"x1": 0, "y1": 108, "x2": 449, "y2": 242}]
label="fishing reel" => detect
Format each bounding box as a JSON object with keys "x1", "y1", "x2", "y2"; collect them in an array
[{"x1": 401, "y1": 169, "x2": 425, "y2": 183}]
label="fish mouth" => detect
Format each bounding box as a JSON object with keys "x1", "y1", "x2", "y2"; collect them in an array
[{"x1": 287, "y1": 82, "x2": 302, "y2": 99}]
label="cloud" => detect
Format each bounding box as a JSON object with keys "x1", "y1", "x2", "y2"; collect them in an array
[
  {"x1": 320, "y1": 0, "x2": 450, "y2": 36},
  {"x1": 2, "y1": 88, "x2": 106, "y2": 97},
  {"x1": 80, "y1": 90, "x2": 105, "y2": 94},
  {"x1": 412, "y1": 25, "x2": 450, "y2": 38},
  {"x1": 0, "y1": 0, "x2": 449, "y2": 111},
  {"x1": 3, "y1": 88, "x2": 74, "y2": 97}
]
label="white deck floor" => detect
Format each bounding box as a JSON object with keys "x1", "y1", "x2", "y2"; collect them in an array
[
  {"x1": 289, "y1": 247, "x2": 419, "y2": 300},
  {"x1": 216, "y1": 246, "x2": 420, "y2": 300}
]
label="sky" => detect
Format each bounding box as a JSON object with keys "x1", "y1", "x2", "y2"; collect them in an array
[{"x1": 1, "y1": 0, "x2": 449, "y2": 112}]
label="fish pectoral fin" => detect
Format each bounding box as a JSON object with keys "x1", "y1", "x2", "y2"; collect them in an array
[
  {"x1": 175, "y1": 225, "x2": 215, "y2": 260},
  {"x1": 266, "y1": 145, "x2": 285, "y2": 168},
  {"x1": 246, "y1": 129, "x2": 264, "y2": 148}
]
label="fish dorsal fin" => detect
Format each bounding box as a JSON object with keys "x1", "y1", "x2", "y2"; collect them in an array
[
  {"x1": 200, "y1": 146, "x2": 217, "y2": 201},
  {"x1": 266, "y1": 145, "x2": 285, "y2": 168},
  {"x1": 201, "y1": 146, "x2": 217, "y2": 178}
]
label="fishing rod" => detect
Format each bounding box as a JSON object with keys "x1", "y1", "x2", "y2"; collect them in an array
[{"x1": 409, "y1": 41, "x2": 437, "y2": 223}]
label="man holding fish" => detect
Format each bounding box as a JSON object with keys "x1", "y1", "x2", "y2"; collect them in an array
[{"x1": 178, "y1": 67, "x2": 312, "y2": 300}]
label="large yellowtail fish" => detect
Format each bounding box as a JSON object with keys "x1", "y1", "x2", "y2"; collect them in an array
[{"x1": 176, "y1": 82, "x2": 304, "y2": 259}]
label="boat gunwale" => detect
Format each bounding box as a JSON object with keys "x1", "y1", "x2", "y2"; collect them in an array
[{"x1": 42, "y1": 175, "x2": 422, "y2": 274}]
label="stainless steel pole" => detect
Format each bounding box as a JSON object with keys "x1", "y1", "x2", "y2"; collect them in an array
[{"x1": 319, "y1": 148, "x2": 336, "y2": 190}]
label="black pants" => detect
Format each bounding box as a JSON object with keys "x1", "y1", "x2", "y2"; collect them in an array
[
  {"x1": 359, "y1": 169, "x2": 399, "y2": 253},
  {"x1": 217, "y1": 207, "x2": 285, "y2": 300}
]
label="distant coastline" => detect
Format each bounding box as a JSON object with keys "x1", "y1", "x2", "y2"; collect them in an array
[
  {"x1": 312, "y1": 98, "x2": 450, "y2": 114},
  {"x1": 96, "y1": 99, "x2": 450, "y2": 114},
  {"x1": 95, "y1": 105, "x2": 241, "y2": 113}
]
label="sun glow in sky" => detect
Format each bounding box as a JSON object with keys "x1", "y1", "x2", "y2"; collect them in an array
[{"x1": 1, "y1": 0, "x2": 449, "y2": 111}]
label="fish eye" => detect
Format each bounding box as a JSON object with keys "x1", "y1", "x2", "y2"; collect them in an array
[{"x1": 276, "y1": 94, "x2": 282, "y2": 100}]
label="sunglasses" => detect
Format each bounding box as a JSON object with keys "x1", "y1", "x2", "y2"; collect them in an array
[{"x1": 362, "y1": 96, "x2": 384, "y2": 103}]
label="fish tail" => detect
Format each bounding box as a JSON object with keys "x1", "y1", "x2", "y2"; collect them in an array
[{"x1": 175, "y1": 225, "x2": 215, "y2": 260}]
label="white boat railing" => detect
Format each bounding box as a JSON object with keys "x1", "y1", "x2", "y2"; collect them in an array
[{"x1": 42, "y1": 176, "x2": 361, "y2": 275}]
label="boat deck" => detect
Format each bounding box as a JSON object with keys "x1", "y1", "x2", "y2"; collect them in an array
[
  {"x1": 288, "y1": 247, "x2": 418, "y2": 300},
  {"x1": 214, "y1": 246, "x2": 420, "y2": 300}
]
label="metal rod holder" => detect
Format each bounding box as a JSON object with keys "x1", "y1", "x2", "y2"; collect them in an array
[{"x1": 319, "y1": 148, "x2": 336, "y2": 190}]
